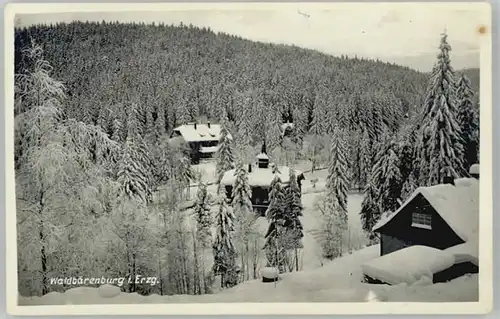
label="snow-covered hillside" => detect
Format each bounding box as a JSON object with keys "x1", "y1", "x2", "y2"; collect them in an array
[{"x1": 18, "y1": 244, "x2": 478, "y2": 305}]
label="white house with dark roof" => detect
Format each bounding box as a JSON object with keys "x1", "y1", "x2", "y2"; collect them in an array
[{"x1": 170, "y1": 122, "x2": 229, "y2": 163}]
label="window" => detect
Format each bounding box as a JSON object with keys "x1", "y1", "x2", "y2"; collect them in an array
[{"x1": 411, "y1": 213, "x2": 432, "y2": 230}]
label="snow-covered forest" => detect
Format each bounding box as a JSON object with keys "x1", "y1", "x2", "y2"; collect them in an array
[{"x1": 14, "y1": 21, "x2": 479, "y2": 300}]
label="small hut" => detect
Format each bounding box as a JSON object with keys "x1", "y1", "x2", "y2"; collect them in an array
[{"x1": 362, "y1": 165, "x2": 480, "y2": 285}]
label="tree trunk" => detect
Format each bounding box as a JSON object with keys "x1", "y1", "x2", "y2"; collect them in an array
[
  {"x1": 132, "y1": 253, "x2": 137, "y2": 293},
  {"x1": 40, "y1": 228, "x2": 48, "y2": 295},
  {"x1": 158, "y1": 256, "x2": 163, "y2": 295},
  {"x1": 295, "y1": 248, "x2": 299, "y2": 271},
  {"x1": 192, "y1": 232, "x2": 200, "y2": 295}
]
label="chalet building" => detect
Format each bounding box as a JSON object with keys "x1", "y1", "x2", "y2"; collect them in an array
[
  {"x1": 362, "y1": 164, "x2": 479, "y2": 285},
  {"x1": 220, "y1": 152, "x2": 305, "y2": 216},
  {"x1": 169, "y1": 122, "x2": 226, "y2": 164}
]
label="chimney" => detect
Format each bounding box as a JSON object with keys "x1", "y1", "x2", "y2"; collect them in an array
[
  {"x1": 207, "y1": 122, "x2": 211, "y2": 128},
  {"x1": 443, "y1": 175, "x2": 455, "y2": 185},
  {"x1": 248, "y1": 164, "x2": 252, "y2": 173}
]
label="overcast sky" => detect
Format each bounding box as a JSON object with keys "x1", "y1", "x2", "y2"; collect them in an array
[{"x1": 15, "y1": 3, "x2": 487, "y2": 72}]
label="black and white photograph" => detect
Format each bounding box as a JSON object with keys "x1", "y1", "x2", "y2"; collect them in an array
[{"x1": 5, "y1": 2, "x2": 492, "y2": 315}]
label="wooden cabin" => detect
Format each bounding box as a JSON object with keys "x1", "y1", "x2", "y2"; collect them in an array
[
  {"x1": 364, "y1": 165, "x2": 479, "y2": 285},
  {"x1": 169, "y1": 122, "x2": 226, "y2": 164},
  {"x1": 220, "y1": 152, "x2": 305, "y2": 216}
]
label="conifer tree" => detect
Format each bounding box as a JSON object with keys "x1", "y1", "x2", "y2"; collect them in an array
[
  {"x1": 456, "y1": 73, "x2": 479, "y2": 170},
  {"x1": 120, "y1": 106, "x2": 153, "y2": 202},
  {"x1": 284, "y1": 169, "x2": 304, "y2": 270},
  {"x1": 359, "y1": 127, "x2": 372, "y2": 190},
  {"x1": 325, "y1": 129, "x2": 349, "y2": 224},
  {"x1": 194, "y1": 182, "x2": 213, "y2": 248},
  {"x1": 117, "y1": 137, "x2": 149, "y2": 203},
  {"x1": 380, "y1": 142, "x2": 402, "y2": 212},
  {"x1": 359, "y1": 133, "x2": 403, "y2": 241},
  {"x1": 359, "y1": 177, "x2": 380, "y2": 243},
  {"x1": 417, "y1": 32, "x2": 464, "y2": 185},
  {"x1": 370, "y1": 139, "x2": 403, "y2": 214},
  {"x1": 212, "y1": 186, "x2": 238, "y2": 288},
  {"x1": 231, "y1": 161, "x2": 253, "y2": 215},
  {"x1": 215, "y1": 123, "x2": 235, "y2": 185},
  {"x1": 309, "y1": 97, "x2": 326, "y2": 136},
  {"x1": 266, "y1": 107, "x2": 283, "y2": 154},
  {"x1": 263, "y1": 174, "x2": 287, "y2": 270},
  {"x1": 154, "y1": 106, "x2": 166, "y2": 140},
  {"x1": 401, "y1": 172, "x2": 418, "y2": 202}
]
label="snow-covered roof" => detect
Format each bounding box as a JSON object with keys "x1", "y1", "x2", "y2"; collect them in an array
[
  {"x1": 373, "y1": 178, "x2": 479, "y2": 243},
  {"x1": 256, "y1": 153, "x2": 269, "y2": 160},
  {"x1": 361, "y1": 245, "x2": 456, "y2": 285},
  {"x1": 445, "y1": 241, "x2": 478, "y2": 266},
  {"x1": 469, "y1": 164, "x2": 479, "y2": 175},
  {"x1": 172, "y1": 123, "x2": 225, "y2": 142},
  {"x1": 199, "y1": 146, "x2": 219, "y2": 153},
  {"x1": 220, "y1": 166, "x2": 302, "y2": 187}
]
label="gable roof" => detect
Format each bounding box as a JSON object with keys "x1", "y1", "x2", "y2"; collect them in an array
[
  {"x1": 373, "y1": 178, "x2": 479, "y2": 243},
  {"x1": 220, "y1": 165, "x2": 302, "y2": 187},
  {"x1": 172, "y1": 123, "x2": 225, "y2": 142}
]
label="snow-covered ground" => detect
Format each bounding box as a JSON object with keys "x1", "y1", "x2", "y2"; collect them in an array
[
  {"x1": 18, "y1": 161, "x2": 478, "y2": 305},
  {"x1": 18, "y1": 244, "x2": 478, "y2": 305}
]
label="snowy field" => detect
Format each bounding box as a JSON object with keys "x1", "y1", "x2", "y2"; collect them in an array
[{"x1": 18, "y1": 244, "x2": 478, "y2": 305}]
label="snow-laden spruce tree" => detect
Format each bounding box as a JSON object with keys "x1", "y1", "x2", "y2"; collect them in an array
[
  {"x1": 379, "y1": 142, "x2": 403, "y2": 212},
  {"x1": 359, "y1": 132, "x2": 402, "y2": 242},
  {"x1": 231, "y1": 160, "x2": 253, "y2": 215},
  {"x1": 417, "y1": 32, "x2": 465, "y2": 185},
  {"x1": 310, "y1": 96, "x2": 326, "y2": 136},
  {"x1": 455, "y1": 73, "x2": 479, "y2": 170},
  {"x1": 359, "y1": 127, "x2": 372, "y2": 190},
  {"x1": 325, "y1": 128, "x2": 349, "y2": 225},
  {"x1": 193, "y1": 182, "x2": 213, "y2": 294},
  {"x1": 194, "y1": 182, "x2": 213, "y2": 247},
  {"x1": 284, "y1": 169, "x2": 304, "y2": 271},
  {"x1": 234, "y1": 91, "x2": 255, "y2": 163},
  {"x1": 213, "y1": 186, "x2": 239, "y2": 288},
  {"x1": 117, "y1": 136, "x2": 150, "y2": 204},
  {"x1": 231, "y1": 160, "x2": 254, "y2": 281},
  {"x1": 154, "y1": 105, "x2": 166, "y2": 141},
  {"x1": 266, "y1": 107, "x2": 283, "y2": 155},
  {"x1": 316, "y1": 128, "x2": 350, "y2": 258},
  {"x1": 264, "y1": 174, "x2": 287, "y2": 271},
  {"x1": 215, "y1": 117, "x2": 235, "y2": 185},
  {"x1": 117, "y1": 104, "x2": 154, "y2": 203},
  {"x1": 359, "y1": 176, "x2": 380, "y2": 243},
  {"x1": 401, "y1": 172, "x2": 418, "y2": 202}
]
